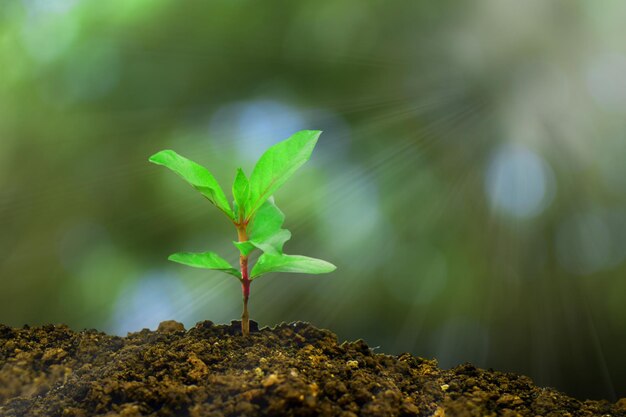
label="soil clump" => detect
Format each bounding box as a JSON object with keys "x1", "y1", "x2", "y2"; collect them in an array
[{"x1": 0, "y1": 320, "x2": 624, "y2": 417}]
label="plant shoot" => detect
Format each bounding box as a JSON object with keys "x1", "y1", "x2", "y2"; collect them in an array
[{"x1": 149, "y1": 130, "x2": 336, "y2": 336}]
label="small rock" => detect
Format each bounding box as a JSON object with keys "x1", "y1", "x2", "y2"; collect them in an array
[
  {"x1": 500, "y1": 409, "x2": 523, "y2": 417},
  {"x1": 432, "y1": 406, "x2": 446, "y2": 417},
  {"x1": 157, "y1": 320, "x2": 185, "y2": 333},
  {"x1": 193, "y1": 320, "x2": 214, "y2": 331},
  {"x1": 401, "y1": 401, "x2": 420, "y2": 415},
  {"x1": 497, "y1": 393, "x2": 523, "y2": 406},
  {"x1": 262, "y1": 373, "x2": 281, "y2": 387},
  {"x1": 42, "y1": 348, "x2": 68, "y2": 363},
  {"x1": 346, "y1": 360, "x2": 359, "y2": 369},
  {"x1": 119, "y1": 404, "x2": 142, "y2": 417},
  {"x1": 187, "y1": 353, "x2": 208, "y2": 381},
  {"x1": 103, "y1": 403, "x2": 142, "y2": 417}
]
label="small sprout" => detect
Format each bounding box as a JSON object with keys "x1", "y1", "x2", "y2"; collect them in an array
[{"x1": 149, "y1": 130, "x2": 336, "y2": 336}]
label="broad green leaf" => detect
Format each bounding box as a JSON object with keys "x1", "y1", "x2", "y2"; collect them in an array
[
  {"x1": 250, "y1": 253, "x2": 336, "y2": 279},
  {"x1": 245, "y1": 130, "x2": 320, "y2": 219},
  {"x1": 168, "y1": 251, "x2": 241, "y2": 279},
  {"x1": 233, "y1": 230, "x2": 290, "y2": 257},
  {"x1": 249, "y1": 199, "x2": 284, "y2": 236},
  {"x1": 232, "y1": 168, "x2": 249, "y2": 220},
  {"x1": 235, "y1": 199, "x2": 291, "y2": 256},
  {"x1": 233, "y1": 241, "x2": 255, "y2": 256},
  {"x1": 251, "y1": 229, "x2": 291, "y2": 255},
  {"x1": 149, "y1": 150, "x2": 234, "y2": 219}
]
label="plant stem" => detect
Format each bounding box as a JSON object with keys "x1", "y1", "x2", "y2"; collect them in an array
[{"x1": 237, "y1": 225, "x2": 250, "y2": 336}]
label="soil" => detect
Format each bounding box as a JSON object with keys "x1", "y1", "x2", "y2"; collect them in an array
[{"x1": 0, "y1": 320, "x2": 624, "y2": 417}]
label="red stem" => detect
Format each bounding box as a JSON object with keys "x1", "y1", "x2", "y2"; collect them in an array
[{"x1": 237, "y1": 225, "x2": 251, "y2": 336}]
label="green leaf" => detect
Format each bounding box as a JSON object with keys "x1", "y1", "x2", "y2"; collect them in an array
[
  {"x1": 234, "y1": 199, "x2": 291, "y2": 256},
  {"x1": 251, "y1": 229, "x2": 291, "y2": 255},
  {"x1": 168, "y1": 251, "x2": 241, "y2": 279},
  {"x1": 233, "y1": 241, "x2": 255, "y2": 257},
  {"x1": 149, "y1": 150, "x2": 234, "y2": 219},
  {"x1": 250, "y1": 253, "x2": 336, "y2": 279},
  {"x1": 247, "y1": 199, "x2": 290, "y2": 254},
  {"x1": 232, "y1": 168, "x2": 249, "y2": 220},
  {"x1": 246, "y1": 130, "x2": 321, "y2": 219}
]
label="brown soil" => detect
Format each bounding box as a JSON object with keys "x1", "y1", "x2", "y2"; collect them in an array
[{"x1": 0, "y1": 320, "x2": 624, "y2": 417}]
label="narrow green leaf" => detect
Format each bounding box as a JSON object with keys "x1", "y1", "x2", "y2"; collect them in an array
[
  {"x1": 250, "y1": 253, "x2": 336, "y2": 279},
  {"x1": 232, "y1": 168, "x2": 249, "y2": 220},
  {"x1": 168, "y1": 251, "x2": 241, "y2": 279},
  {"x1": 149, "y1": 150, "x2": 234, "y2": 219},
  {"x1": 246, "y1": 130, "x2": 321, "y2": 219}
]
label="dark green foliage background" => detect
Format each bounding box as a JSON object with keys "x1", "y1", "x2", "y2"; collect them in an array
[{"x1": 1, "y1": 1, "x2": 625, "y2": 400}]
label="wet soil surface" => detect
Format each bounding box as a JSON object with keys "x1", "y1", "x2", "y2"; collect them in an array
[{"x1": 1, "y1": 321, "x2": 625, "y2": 417}]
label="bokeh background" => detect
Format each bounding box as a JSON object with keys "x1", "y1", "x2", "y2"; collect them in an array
[{"x1": 2, "y1": 0, "x2": 626, "y2": 401}]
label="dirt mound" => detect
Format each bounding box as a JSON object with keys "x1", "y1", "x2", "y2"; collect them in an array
[{"x1": 0, "y1": 321, "x2": 624, "y2": 417}]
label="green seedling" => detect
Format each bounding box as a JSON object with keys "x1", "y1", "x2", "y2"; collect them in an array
[{"x1": 149, "y1": 130, "x2": 336, "y2": 336}]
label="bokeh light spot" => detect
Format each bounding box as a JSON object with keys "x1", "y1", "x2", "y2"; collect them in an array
[
  {"x1": 110, "y1": 272, "x2": 193, "y2": 335},
  {"x1": 485, "y1": 144, "x2": 554, "y2": 219},
  {"x1": 19, "y1": 5, "x2": 79, "y2": 63},
  {"x1": 322, "y1": 168, "x2": 392, "y2": 270},
  {"x1": 209, "y1": 99, "x2": 305, "y2": 161}
]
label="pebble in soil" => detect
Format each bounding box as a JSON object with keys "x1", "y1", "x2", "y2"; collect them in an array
[{"x1": 0, "y1": 320, "x2": 625, "y2": 417}]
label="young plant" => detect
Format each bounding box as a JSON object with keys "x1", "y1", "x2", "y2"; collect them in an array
[{"x1": 149, "y1": 130, "x2": 336, "y2": 336}]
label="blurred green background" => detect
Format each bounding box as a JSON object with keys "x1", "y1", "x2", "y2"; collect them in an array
[{"x1": 2, "y1": 0, "x2": 626, "y2": 401}]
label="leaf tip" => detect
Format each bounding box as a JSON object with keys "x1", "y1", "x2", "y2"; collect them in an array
[
  {"x1": 301, "y1": 129, "x2": 322, "y2": 141},
  {"x1": 148, "y1": 149, "x2": 174, "y2": 164},
  {"x1": 167, "y1": 253, "x2": 181, "y2": 262}
]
